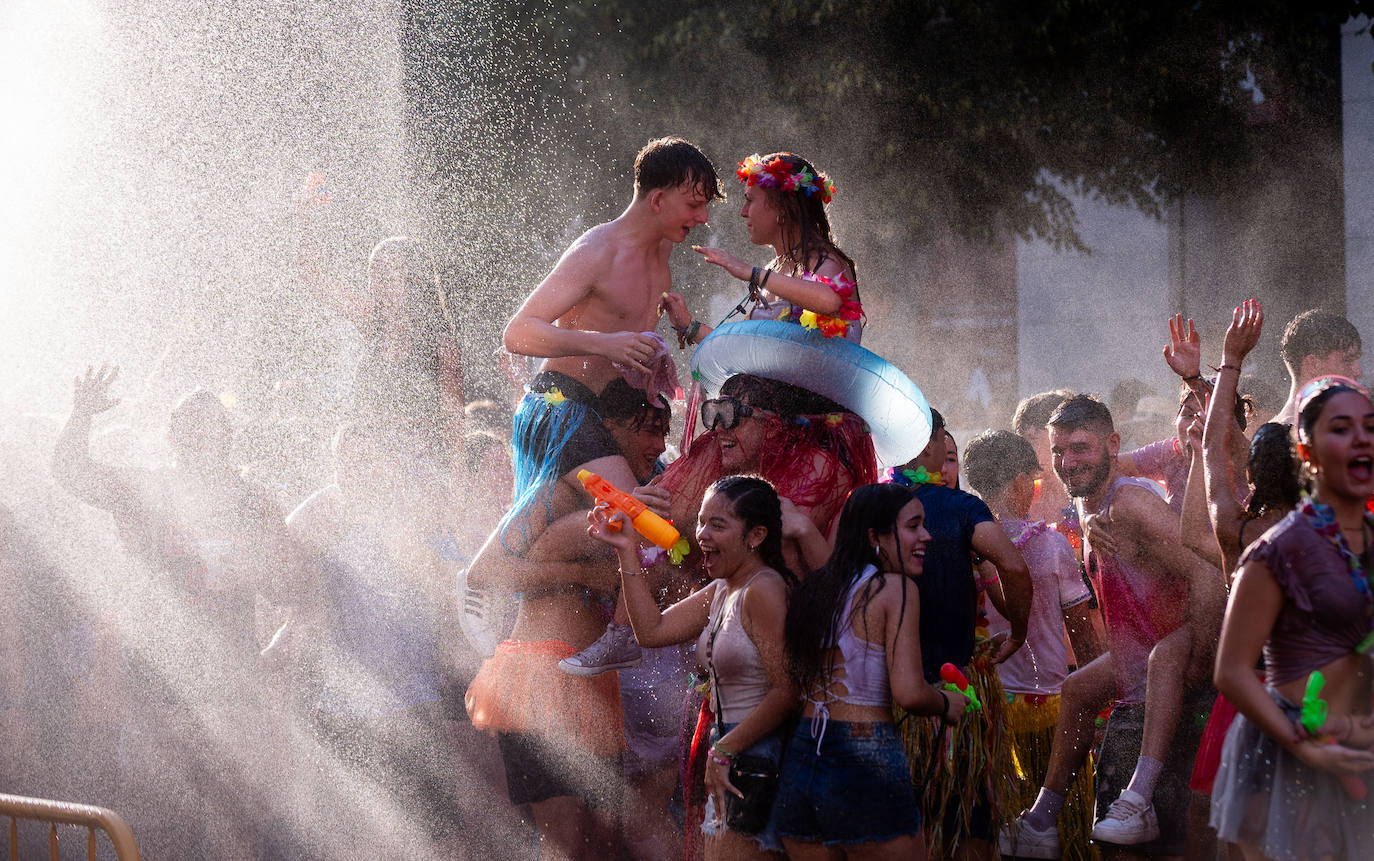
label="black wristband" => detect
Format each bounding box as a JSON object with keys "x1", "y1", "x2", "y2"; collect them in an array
[
  {"x1": 939, "y1": 690, "x2": 950, "y2": 718},
  {"x1": 759, "y1": 269, "x2": 771, "y2": 291},
  {"x1": 748, "y1": 267, "x2": 761, "y2": 301}
]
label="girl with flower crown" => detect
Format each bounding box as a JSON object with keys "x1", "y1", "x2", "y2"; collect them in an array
[
  {"x1": 661, "y1": 152, "x2": 864, "y2": 345},
  {"x1": 1210, "y1": 374, "x2": 1374, "y2": 858}
]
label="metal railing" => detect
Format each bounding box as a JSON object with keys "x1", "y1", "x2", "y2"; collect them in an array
[{"x1": 0, "y1": 793, "x2": 139, "y2": 861}]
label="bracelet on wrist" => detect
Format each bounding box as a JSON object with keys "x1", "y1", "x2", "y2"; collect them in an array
[
  {"x1": 712, "y1": 739, "x2": 734, "y2": 757},
  {"x1": 1217, "y1": 363, "x2": 1242, "y2": 373},
  {"x1": 1182, "y1": 374, "x2": 1204, "y2": 383},
  {"x1": 708, "y1": 749, "x2": 732, "y2": 766},
  {"x1": 939, "y1": 690, "x2": 950, "y2": 718},
  {"x1": 759, "y1": 269, "x2": 771, "y2": 291}
]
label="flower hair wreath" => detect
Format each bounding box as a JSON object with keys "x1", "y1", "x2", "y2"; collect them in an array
[{"x1": 736, "y1": 154, "x2": 837, "y2": 204}]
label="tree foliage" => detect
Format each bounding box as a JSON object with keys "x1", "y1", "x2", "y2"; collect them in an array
[{"x1": 546, "y1": 0, "x2": 1373, "y2": 250}]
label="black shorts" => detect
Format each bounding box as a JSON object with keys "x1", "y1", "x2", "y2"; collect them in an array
[{"x1": 497, "y1": 732, "x2": 623, "y2": 809}]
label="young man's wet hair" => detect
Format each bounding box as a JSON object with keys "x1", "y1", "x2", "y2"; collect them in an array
[
  {"x1": 633, "y1": 137, "x2": 724, "y2": 202},
  {"x1": 1279, "y1": 309, "x2": 1361, "y2": 375},
  {"x1": 1046, "y1": 393, "x2": 1115, "y2": 438}
]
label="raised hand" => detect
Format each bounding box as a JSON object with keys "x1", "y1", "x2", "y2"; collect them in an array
[
  {"x1": 1222, "y1": 299, "x2": 1263, "y2": 366},
  {"x1": 72, "y1": 365, "x2": 121, "y2": 418},
  {"x1": 1164, "y1": 314, "x2": 1202, "y2": 380},
  {"x1": 693, "y1": 245, "x2": 753, "y2": 282},
  {"x1": 586, "y1": 504, "x2": 637, "y2": 553}
]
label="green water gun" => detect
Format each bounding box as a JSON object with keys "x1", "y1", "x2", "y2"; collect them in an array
[{"x1": 1301, "y1": 670, "x2": 1367, "y2": 801}]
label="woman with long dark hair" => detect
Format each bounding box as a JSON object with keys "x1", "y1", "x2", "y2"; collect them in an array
[
  {"x1": 588, "y1": 474, "x2": 797, "y2": 860},
  {"x1": 663, "y1": 152, "x2": 863, "y2": 345},
  {"x1": 1210, "y1": 375, "x2": 1374, "y2": 857},
  {"x1": 775, "y1": 484, "x2": 968, "y2": 859}
]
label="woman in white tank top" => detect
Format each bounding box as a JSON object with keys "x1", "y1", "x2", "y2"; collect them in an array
[
  {"x1": 589, "y1": 474, "x2": 797, "y2": 859},
  {"x1": 777, "y1": 483, "x2": 969, "y2": 859}
]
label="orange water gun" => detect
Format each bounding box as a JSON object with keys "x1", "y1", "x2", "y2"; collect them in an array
[{"x1": 578, "y1": 470, "x2": 683, "y2": 553}]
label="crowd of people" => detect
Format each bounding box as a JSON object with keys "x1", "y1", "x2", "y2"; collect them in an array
[{"x1": 3, "y1": 135, "x2": 1373, "y2": 861}]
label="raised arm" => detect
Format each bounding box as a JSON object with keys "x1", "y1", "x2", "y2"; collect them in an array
[
  {"x1": 1162, "y1": 312, "x2": 1214, "y2": 404},
  {"x1": 502, "y1": 242, "x2": 660, "y2": 374},
  {"x1": 588, "y1": 507, "x2": 712, "y2": 647},
  {"x1": 694, "y1": 245, "x2": 851, "y2": 315},
  {"x1": 52, "y1": 365, "x2": 139, "y2": 512},
  {"x1": 1181, "y1": 416, "x2": 1224, "y2": 569},
  {"x1": 1205, "y1": 300, "x2": 1263, "y2": 574}
]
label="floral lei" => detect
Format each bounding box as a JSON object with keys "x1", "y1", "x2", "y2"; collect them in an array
[
  {"x1": 1011, "y1": 520, "x2": 1050, "y2": 551},
  {"x1": 882, "y1": 466, "x2": 944, "y2": 487},
  {"x1": 1298, "y1": 492, "x2": 1374, "y2": 638},
  {"x1": 737, "y1": 154, "x2": 836, "y2": 204},
  {"x1": 796, "y1": 272, "x2": 863, "y2": 339}
]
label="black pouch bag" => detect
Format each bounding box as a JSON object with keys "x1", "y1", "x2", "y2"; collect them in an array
[{"x1": 724, "y1": 752, "x2": 780, "y2": 834}]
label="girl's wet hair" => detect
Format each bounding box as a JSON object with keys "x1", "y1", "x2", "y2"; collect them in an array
[
  {"x1": 1177, "y1": 378, "x2": 1252, "y2": 433},
  {"x1": 784, "y1": 483, "x2": 917, "y2": 698},
  {"x1": 1247, "y1": 422, "x2": 1300, "y2": 517},
  {"x1": 752, "y1": 152, "x2": 858, "y2": 287}
]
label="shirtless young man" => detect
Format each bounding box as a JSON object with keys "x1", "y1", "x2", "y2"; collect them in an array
[{"x1": 465, "y1": 138, "x2": 721, "y2": 860}]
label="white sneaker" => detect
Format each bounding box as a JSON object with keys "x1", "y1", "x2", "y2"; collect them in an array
[
  {"x1": 998, "y1": 813, "x2": 1061, "y2": 859},
  {"x1": 1090, "y1": 789, "x2": 1160, "y2": 844},
  {"x1": 558, "y1": 623, "x2": 642, "y2": 677}
]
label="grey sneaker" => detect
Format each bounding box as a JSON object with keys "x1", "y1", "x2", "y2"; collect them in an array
[
  {"x1": 558, "y1": 623, "x2": 642, "y2": 677},
  {"x1": 999, "y1": 813, "x2": 1061, "y2": 859},
  {"x1": 1090, "y1": 789, "x2": 1159, "y2": 845}
]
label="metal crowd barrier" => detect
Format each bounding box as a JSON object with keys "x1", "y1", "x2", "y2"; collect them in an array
[{"x1": 0, "y1": 793, "x2": 139, "y2": 860}]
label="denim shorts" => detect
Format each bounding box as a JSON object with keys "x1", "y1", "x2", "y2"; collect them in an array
[
  {"x1": 701, "y1": 722, "x2": 785, "y2": 852},
  {"x1": 774, "y1": 720, "x2": 921, "y2": 846}
]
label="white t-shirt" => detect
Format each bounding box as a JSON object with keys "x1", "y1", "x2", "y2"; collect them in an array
[{"x1": 984, "y1": 518, "x2": 1091, "y2": 696}]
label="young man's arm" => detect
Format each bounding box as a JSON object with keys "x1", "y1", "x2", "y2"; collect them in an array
[
  {"x1": 971, "y1": 520, "x2": 1032, "y2": 662},
  {"x1": 1112, "y1": 484, "x2": 1223, "y2": 591},
  {"x1": 502, "y1": 243, "x2": 660, "y2": 374}
]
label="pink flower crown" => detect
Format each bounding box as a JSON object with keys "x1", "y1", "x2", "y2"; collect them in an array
[{"x1": 736, "y1": 154, "x2": 837, "y2": 204}]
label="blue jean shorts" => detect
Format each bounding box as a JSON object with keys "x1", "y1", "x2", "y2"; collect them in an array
[{"x1": 774, "y1": 719, "x2": 921, "y2": 846}]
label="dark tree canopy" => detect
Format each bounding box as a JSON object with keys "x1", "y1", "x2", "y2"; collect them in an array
[{"x1": 532, "y1": 0, "x2": 1373, "y2": 250}]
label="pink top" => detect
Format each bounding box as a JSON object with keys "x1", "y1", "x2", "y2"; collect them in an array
[
  {"x1": 985, "y1": 520, "x2": 1091, "y2": 696},
  {"x1": 1242, "y1": 511, "x2": 1374, "y2": 685},
  {"x1": 1087, "y1": 477, "x2": 1188, "y2": 706},
  {"x1": 803, "y1": 565, "x2": 892, "y2": 751},
  {"x1": 1130, "y1": 437, "x2": 1252, "y2": 514},
  {"x1": 746, "y1": 271, "x2": 864, "y2": 344}
]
